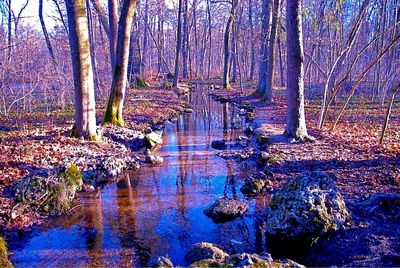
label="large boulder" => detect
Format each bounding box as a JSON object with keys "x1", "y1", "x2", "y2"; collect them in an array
[
  {"x1": 185, "y1": 242, "x2": 229, "y2": 264},
  {"x1": 204, "y1": 198, "x2": 248, "y2": 223},
  {"x1": 266, "y1": 171, "x2": 350, "y2": 243}
]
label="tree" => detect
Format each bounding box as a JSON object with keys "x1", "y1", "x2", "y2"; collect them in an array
[
  {"x1": 173, "y1": 0, "x2": 184, "y2": 89},
  {"x1": 256, "y1": 0, "x2": 272, "y2": 96},
  {"x1": 222, "y1": 0, "x2": 237, "y2": 89},
  {"x1": 264, "y1": 0, "x2": 281, "y2": 103},
  {"x1": 284, "y1": 0, "x2": 310, "y2": 141},
  {"x1": 39, "y1": 0, "x2": 55, "y2": 62},
  {"x1": 65, "y1": 0, "x2": 98, "y2": 140},
  {"x1": 103, "y1": 0, "x2": 137, "y2": 126}
]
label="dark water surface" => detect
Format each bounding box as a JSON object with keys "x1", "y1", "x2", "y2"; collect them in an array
[{"x1": 8, "y1": 86, "x2": 270, "y2": 267}]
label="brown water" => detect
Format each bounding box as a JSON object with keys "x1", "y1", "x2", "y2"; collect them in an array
[{"x1": 8, "y1": 86, "x2": 270, "y2": 267}]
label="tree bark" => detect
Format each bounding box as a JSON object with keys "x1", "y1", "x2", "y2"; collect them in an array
[
  {"x1": 182, "y1": 0, "x2": 189, "y2": 78},
  {"x1": 263, "y1": 0, "x2": 281, "y2": 103},
  {"x1": 223, "y1": 0, "x2": 237, "y2": 89},
  {"x1": 173, "y1": 0, "x2": 184, "y2": 89},
  {"x1": 104, "y1": 0, "x2": 137, "y2": 126},
  {"x1": 39, "y1": 0, "x2": 56, "y2": 62},
  {"x1": 108, "y1": 0, "x2": 118, "y2": 69},
  {"x1": 65, "y1": 0, "x2": 98, "y2": 140},
  {"x1": 248, "y1": 0, "x2": 256, "y2": 81},
  {"x1": 284, "y1": 0, "x2": 309, "y2": 141},
  {"x1": 256, "y1": 0, "x2": 272, "y2": 95}
]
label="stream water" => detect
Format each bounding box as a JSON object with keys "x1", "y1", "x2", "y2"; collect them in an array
[{"x1": 8, "y1": 86, "x2": 271, "y2": 267}]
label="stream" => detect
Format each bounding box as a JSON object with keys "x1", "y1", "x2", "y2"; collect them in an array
[{"x1": 8, "y1": 86, "x2": 270, "y2": 267}]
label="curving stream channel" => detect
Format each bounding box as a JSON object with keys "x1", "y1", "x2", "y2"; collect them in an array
[{"x1": 8, "y1": 86, "x2": 270, "y2": 267}]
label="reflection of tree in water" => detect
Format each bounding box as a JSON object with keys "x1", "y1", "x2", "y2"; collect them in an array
[
  {"x1": 174, "y1": 113, "x2": 193, "y2": 249},
  {"x1": 223, "y1": 160, "x2": 238, "y2": 199},
  {"x1": 113, "y1": 173, "x2": 151, "y2": 266},
  {"x1": 80, "y1": 194, "x2": 104, "y2": 266}
]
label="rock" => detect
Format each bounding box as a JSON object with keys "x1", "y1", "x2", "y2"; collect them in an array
[
  {"x1": 211, "y1": 140, "x2": 226, "y2": 150},
  {"x1": 245, "y1": 112, "x2": 256, "y2": 121},
  {"x1": 185, "y1": 242, "x2": 229, "y2": 264},
  {"x1": 204, "y1": 198, "x2": 248, "y2": 223},
  {"x1": 228, "y1": 253, "x2": 273, "y2": 267},
  {"x1": 81, "y1": 184, "x2": 96, "y2": 193},
  {"x1": 12, "y1": 164, "x2": 83, "y2": 216},
  {"x1": 150, "y1": 256, "x2": 174, "y2": 268},
  {"x1": 0, "y1": 237, "x2": 12, "y2": 268},
  {"x1": 97, "y1": 157, "x2": 127, "y2": 177},
  {"x1": 145, "y1": 131, "x2": 163, "y2": 149},
  {"x1": 240, "y1": 175, "x2": 273, "y2": 195},
  {"x1": 145, "y1": 155, "x2": 164, "y2": 165},
  {"x1": 189, "y1": 259, "x2": 222, "y2": 267},
  {"x1": 266, "y1": 171, "x2": 350, "y2": 243}
]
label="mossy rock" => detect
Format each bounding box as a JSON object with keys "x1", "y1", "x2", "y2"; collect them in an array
[
  {"x1": 189, "y1": 259, "x2": 225, "y2": 268},
  {"x1": 0, "y1": 237, "x2": 13, "y2": 268},
  {"x1": 266, "y1": 171, "x2": 350, "y2": 243},
  {"x1": 12, "y1": 164, "x2": 83, "y2": 216}
]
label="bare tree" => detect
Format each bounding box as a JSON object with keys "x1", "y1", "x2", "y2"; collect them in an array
[
  {"x1": 284, "y1": 0, "x2": 310, "y2": 141},
  {"x1": 65, "y1": 0, "x2": 98, "y2": 139},
  {"x1": 104, "y1": 0, "x2": 137, "y2": 126},
  {"x1": 222, "y1": 0, "x2": 237, "y2": 89},
  {"x1": 264, "y1": 0, "x2": 281, "y2": 103},
  {"x1": 173, "y1": 0, "x2": 184, "y2": 89}
]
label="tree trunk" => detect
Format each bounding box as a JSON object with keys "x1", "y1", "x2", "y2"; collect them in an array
[
  {"x1": 256, "y1": 0, "x2": 272, "y2": 95},
  {"x1": 141, "y1": 0, "x2": 149, "y2": 77},
  {"x1": 284, "y1": 0, "x2": 309, "y2": 141},
  {"x1": 264, "y1": 0, "x2": 281, "y2": 103},
  {"x1": 104, "y1": 0, "x2": 136, "y2": 126},
  {"x1": 7, "y1": 0, "x2": 12, "y2": 62},
  {"x1": 248, "y1": 0, "x2": 256, "y2": 81},
  {"x1": 223, "y1": 0, "x2": 236, "y2": 89},
  {"x1": 182, "y1": 0, "x2": 189, "y2": 78},
  {"x1": 380, "y1": 84, "x2": 400, "y2": 144},
  {"x1": 173, "y1": 0, "x2": 184, "y2": 89},
  {"x1": 108, "y1": 0, "x2": 118, "y2": 69},
  {"x1": 39, "y1": 0, "x2": 56, "y2": 62},
  {"x1": 65, "y1": 0, "x2": 98, "y2": 140}
]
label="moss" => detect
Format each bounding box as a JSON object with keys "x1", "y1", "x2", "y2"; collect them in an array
[
  {"x1": 63, "y1": 164, "x2": 83, "y2": 190},
  {"x1": 190, "y1": 260, "x2": 222, "y2": 268},
  {"x1": 164, "y1": 81, "x2": 173, "y2": 89},
  {"x1": 0, "y1": 237, "x2": 13, "y2": 268},
  {"x1": 103, "y1": 102, "x2": 125, "y2": 127},
  {"x1": 256, "y1": 134, "x2": 268, "y2": 145},
  {"x1": 268, "y1": 155, "x2": 283, "y2": 164},
  {"x1": 136, "y1": 77, "x2": 149, "y2": 88}
]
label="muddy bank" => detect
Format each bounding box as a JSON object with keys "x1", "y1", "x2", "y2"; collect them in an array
[{"x1": 0, "y1": 86, "x2": 187, "y2": 231}]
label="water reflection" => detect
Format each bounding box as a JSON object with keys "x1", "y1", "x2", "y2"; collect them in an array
[{"x1": 9, "y1": 85, "x2": 267, "y2": 267}]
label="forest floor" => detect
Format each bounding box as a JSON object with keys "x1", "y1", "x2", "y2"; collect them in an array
[
  {"x1": 211, "y1": 84, "x2": 400, "y2": 266},
  {"x1": 0, "y1": 86, "x2": 186, "y2": 231}
]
